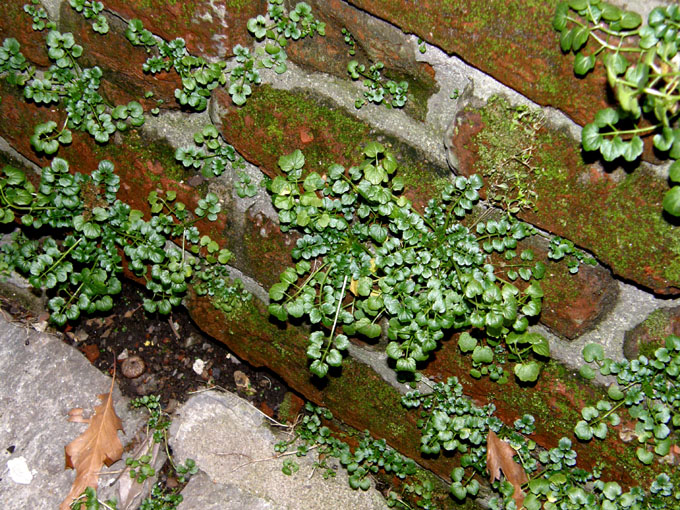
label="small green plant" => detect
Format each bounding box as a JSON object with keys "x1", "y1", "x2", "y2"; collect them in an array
[
  {"x1": 402, "y1": 377, "x2": 497, "y2": 499},
  {"x1": 126, "y1": 0, "x2": 324, "y2": 108},
  {"x1": 175, "y1": 125, "x2": 245, "y2": 178},
  {"x1": 0, "y1": 30, "x2": 144, "y2": 153},
  {"x1": 23, "y1": 0, "x2": 55, "y2": 31},
  {"x1": 130, "y1": 395, "x2": 198, "y2": 482},
  {"x1": 235, "y1": 171, "x2": 259, "y2": 198},
  {"x1": 403, "y1": 377, "x2": 678, "y2": 510},
  {"x1": 193, "y1": 265, "x2": 252, "y2": 315},
  {"x1": 347, "y1": 60, "x2": 409, "y2": 109},
  {"x1": 275, "y1": 403, "x2": 418, "y2": 491},
  {"x1": 474, "y1": 96, "x2": 546, "y2": 214},
  {"x1": 267, "y1": 143, "x2": 548, "y2": 381},
  {"x1": 71, "y1": 396, "x2": 191, "y2": 510},
  {"x1": 548, "y1": 235, "x2": 597, "y2": 273},
  {"x1": 0, "y1": 159, "x2": 248, "y2": 325},
  {"x1": 342, "y1": 28, "x2": 356, "y2": 56},
  {"x1": 554, "y1": 1, "x2": 680, "y2": 216},
  {"x1": 69, "y1": 0, "x2": 109, "y2": 34},
  {"x1": 576, "y1": 336, "x2": 679, "y2": 465}
]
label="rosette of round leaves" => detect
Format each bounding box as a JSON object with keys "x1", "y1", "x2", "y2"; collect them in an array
[
  {"x1": 576, "y1": 336, "x2": 679, "y2": 465},
  {"x1": 268, "y1": 143, "x2": 545, "y2": 380},
  {"x1": 2, "y1": 30, "x2": 147, "y2": 153},
  {"x1": 0, "y1": 157, "x2": 240, "y2": 326}
]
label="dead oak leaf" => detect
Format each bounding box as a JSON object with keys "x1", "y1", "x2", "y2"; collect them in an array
[
  {"x1": 487, "y1": 430, "x2": 528, "y2": 509},
  {"x1": 61, "y1": 384, "x2": 124, "y2": 510}
]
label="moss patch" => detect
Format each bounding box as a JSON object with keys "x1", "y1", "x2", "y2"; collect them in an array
[{"x1": 456, "y1": 97, "x2": 680, "y2": 294}]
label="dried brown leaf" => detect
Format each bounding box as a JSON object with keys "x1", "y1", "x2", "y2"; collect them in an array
[
  {"x1": 487, "y1": 430, "x2": 528, "y2": 509},
  {"x1": 61, "y1": 379, "x2": 124, "y2": 510},
  {"x1": 118, "y1": 434, "x2": 162, "y2": 510}
]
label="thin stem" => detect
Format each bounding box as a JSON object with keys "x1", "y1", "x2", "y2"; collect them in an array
[{"x1": 324, "y1": 274, "x2": 348, "y2": 358}]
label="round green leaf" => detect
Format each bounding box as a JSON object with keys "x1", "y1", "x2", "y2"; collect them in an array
[
  {"x1": 514, "y1": 361, "x2": 541, "y2": 382},
  {"x1": 574, "y1": 420, "x2": 593, "y2": 440},
  {"x1": 574, "y1": 52, "x2": 596, "y2": 75},
  {"x1": 582, "y1": 123, "x2": 602, "y2": 151},
  {"x1": 620, "y1": 11, "x2": 642, "y2": 29},
  {"x1": 458, "y1": 332, "x2": 477, "y2": 353},
  {"x1": 636, "y1": 447, "x2": 654, "y2": 464},
  {"x1": 310, "y1": 360, "x2": 328, "y2": 378},
  {"x1": 607, "y1": 383, "x2": 625, "y2": 401},
  {"x1": 582, "y1": 343, "x2": 604, "y2": 362},
  {"x1": 662, "y1": 186, "x2": 680, "y2": 216},
  {"x1": 471, "y1": 345, "x2": 493, "y2": 364},
  {"x1": 669, "y1": 160, "x2": 680, "y2": 183}
]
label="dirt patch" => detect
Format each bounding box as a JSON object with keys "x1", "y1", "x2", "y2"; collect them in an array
[{"x1": 0, "y1": 280, "x2": 291, "y2": 416}]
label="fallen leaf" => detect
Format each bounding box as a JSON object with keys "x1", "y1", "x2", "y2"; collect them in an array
[
  {"x1": 118, "y1": 434, "x2": 162, "y2": 510},
  {"x1": 80, "y1": 344, "x2": 100, "y2": 363},
  {"x1": 61, "y1": 377, "x2": 124, "y2": 510},
  {"x1": 487, "y1": 430, "x2": 528, "y2": 509}
]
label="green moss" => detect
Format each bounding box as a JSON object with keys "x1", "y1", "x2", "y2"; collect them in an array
[
  {"x1": 635, "y1": 308, "x2": 673, "y2": 359},
  {"x1": 277, "y1": 392, "x2": 301, "y2": 424},
  {"x1": 468, "y1": 95, "x2": 680, "y2": 290},
  {"x1": 473, "y1": 95, "x2": 544, "y2": 211},
  {"x1": 93, "y1": 129, "x2": 192, "y2": 184}
]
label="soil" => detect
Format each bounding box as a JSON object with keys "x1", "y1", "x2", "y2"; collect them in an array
[
  {"x1": 53, "y1": 281, "x2": 292, "y2": 416},
  {"x1": 0, "y1": 278, "x2": 302, "y2": 499}
]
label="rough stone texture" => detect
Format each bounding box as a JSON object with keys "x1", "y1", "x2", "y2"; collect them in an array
[
  {"x1": 2, "y1": 0, "x2": 680, "y2": 506},
  {"x1": 623, "y1": 305, "x2": 680, "y2": 360},
  {"x1": 102, "y1": 0, "x2": 265, "y2": 60},
  {"x1": 59, "y1": 5, "x2": 183, "y2": 110},
  {"x1": 345, "y1": 0, "x2": 609, "y2": 128},
  {"x1": 0, "y1": 2, "x2": 51, "y2": 68},
  {"x1": 285, "y1": 0, "x2": 439, "y2": 122},
  {"x1": 449, "y1": 105, "x2": 680, "y2": 295},
  {"x1": 170, "y1": 391, "x2": 390, "y2": 510},
  {"x1": 0, "y1": 314, "x2": 147, "y2": 509},
  {"x1": 177, "y1": 471, "x2": 281, "y2": 510}
]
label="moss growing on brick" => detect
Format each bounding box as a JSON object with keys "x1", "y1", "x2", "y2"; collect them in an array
[{"x1": 460, "y1": 97, "x2": 680, "y2": 294}]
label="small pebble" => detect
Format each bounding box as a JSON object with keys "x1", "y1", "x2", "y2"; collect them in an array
[{"x1": 192, "y1": 358, "x2": 206, "y2": 375}]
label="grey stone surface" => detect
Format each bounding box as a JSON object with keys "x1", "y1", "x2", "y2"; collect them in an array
[
  {"x1": 0, "y1": 314, "x2": 146, "y2": 509},
  {"x1": 177, "y1": 471, "x2": 281, "y2": 510},
  {"x1": 535, "y1": 280, "x2": 680, "y2": 385},
  {"x1": 170, "y1": 391, "x2": 390, "y2": 510}
]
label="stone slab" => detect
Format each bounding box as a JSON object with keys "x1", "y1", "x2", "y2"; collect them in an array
[
  {"x1": 170, "y1": 391, "x2": 390, "y2": 510},
  {"x1": 0, "y1": 314, "x2": 146, "y2": 509}
]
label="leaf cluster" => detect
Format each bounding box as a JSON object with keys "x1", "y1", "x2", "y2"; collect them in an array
[
  {"x1": 174, "y1": 125, "x2": 244, "y2": 178},
  {"x1": 404, "y1": 378, "x2": 678, "y2": 510},
  {"x1": 554, "y1": 0, "x2": 680, "y2": 216},
  {"x1": 347, "y1": 60, "x2": 409, "y2": 109},
  {"x1": 548, "y1": 236, "x2": 597, "y2": 274},
  {"x1": 126, "y1": 1, "x2": 324, "y2": 108},
  {"x1": 193, "y1": 265, "x2": 252, "y2": 316},
  {"x1": 69, "y1": 0, "x2": 109, "y2": 34},
  {"x1": 576, "y1": 337, "x2": 679, "y2": 465},
  {"x1": 23, "y1": 0, "x2": 55, "y2": 31},
  {"x1": 1, "y1": 30, "x2": 145, "y2": 153},
  {"x1": 0, "y1": 159, "x2": 248, "y2": 325},
  {"x1": 402, "y1": 377, "x2": 497, "y2": 499},
  {"x1": 267, "y1": 143, "x2": 547, "y2": 379},
  {"x1": 275, "y1": 403, "x2": 417, "y2": 492}
]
